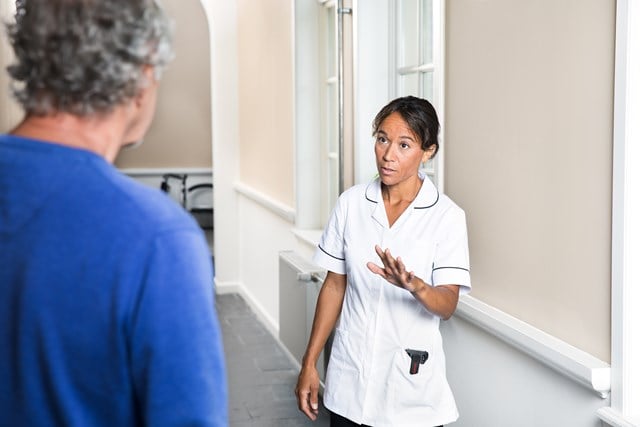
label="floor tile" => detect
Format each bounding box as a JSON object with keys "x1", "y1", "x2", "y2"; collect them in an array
[{"x1": 216, "y1": 293, "x2": 330, "y2": 426}]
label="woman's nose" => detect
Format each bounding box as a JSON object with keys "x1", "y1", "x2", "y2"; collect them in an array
[{"x1": 382, "y1": 143, "x2": 396, "y2": 160}]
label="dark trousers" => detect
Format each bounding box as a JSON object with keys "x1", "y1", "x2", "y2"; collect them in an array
[{"x1": 329, "y1": 411, "x2": 442, "y2": 427}]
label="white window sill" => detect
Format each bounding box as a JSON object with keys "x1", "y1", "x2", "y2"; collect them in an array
[{"x1": 292, "y1": 228, "x2": 322, "y2": 249}]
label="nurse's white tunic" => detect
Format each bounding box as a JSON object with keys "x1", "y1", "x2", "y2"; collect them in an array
[{"x1": 313, "y1": 173, "x2": 471, "y2": 427}]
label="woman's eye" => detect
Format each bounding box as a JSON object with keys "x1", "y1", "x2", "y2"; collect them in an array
[
  {"x1": 377, "y1": 136, "x2": 387, "y2": 144},
  {"x1": 400, "y1": 142, "x2": 410, "y2": 149}
]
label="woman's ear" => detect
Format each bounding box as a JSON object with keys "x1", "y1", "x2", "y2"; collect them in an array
[{"x1": 422, "y1": 145, "x2": 436, "y2": 162}]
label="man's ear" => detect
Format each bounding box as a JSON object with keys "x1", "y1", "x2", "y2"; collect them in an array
[{"x1": 134, "y1": 66, "x2": 157, "y2": 107}]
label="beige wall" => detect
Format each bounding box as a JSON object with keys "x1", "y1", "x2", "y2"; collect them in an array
[
  {"x1": 0, "y1": 0, "x2": 211, "y2": 168},
  {"x1": 236, "y1": 0, "x2": 295, "y2": 207},
  {"x1": 0, "y1": 1, "x2": 22, "y2": 132},
  {"x1": 445, "y1": 0, "x2": 615, "y2": 361},
  {"x1": 115, "y1": 0, "x2": 212, "y2": 169},
  {"x1": 0, "y1": 46, "x2": 22, "y2": 133}
]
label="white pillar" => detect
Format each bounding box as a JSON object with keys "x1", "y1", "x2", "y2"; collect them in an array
[
  {"x1": 600, "y1": 0, "x2": 640, "y2": 425},
  {"x1": 200, "y1": 0, "x2": 242, "y2": 292}
]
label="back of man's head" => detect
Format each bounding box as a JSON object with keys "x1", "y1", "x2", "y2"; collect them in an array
[{"x1": 5, "y1": 0, "x2": 174, "y2": 117}]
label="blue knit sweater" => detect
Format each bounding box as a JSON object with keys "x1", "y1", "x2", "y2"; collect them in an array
[{"x1": 0, "y1": 135, "x2": 227, "y2": 426}]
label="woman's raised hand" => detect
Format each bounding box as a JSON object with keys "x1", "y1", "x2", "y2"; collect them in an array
[{"x1": 366, "y1": 245, "x2": 423, "y2": 293}]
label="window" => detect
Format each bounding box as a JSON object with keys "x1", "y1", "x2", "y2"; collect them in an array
[
  {"x1": 319, "y1": 0, "x2": 339, "y2": 219},
  {"x1": 294, "y1": 0, "x2": 443, "y2": 229},
  {"x1": 391, "y1": 0, "x2": 444, "y2": 189},
  {"x1": 316, "y1": 0, "x2": 353, "y2": 221}
]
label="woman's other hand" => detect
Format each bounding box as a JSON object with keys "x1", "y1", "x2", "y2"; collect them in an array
[
  {"x1": 294, "y1": 271, "x2": 346, "y2": 419},
  {"x1": 295, "y1": 364, "x2": 320, "y2": 420}
]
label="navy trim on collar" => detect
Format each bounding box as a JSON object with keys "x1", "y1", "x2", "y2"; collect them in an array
[
  {"x1": 365, "y1": 180, "x2": 378, "y2": 204},
  {"x1": 414, "y1": 190, "x2": 439, "y2": 209},
  {"x1": 364, "y1": 171, "x2": 440, "y2": 209}
]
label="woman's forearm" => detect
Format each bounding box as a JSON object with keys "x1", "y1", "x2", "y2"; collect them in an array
[
  {"x1": 409, "y1": 278, "x2": 460, "y2": 320},
  {"x1": 301, "y1": 271, "x2": 347, "y2": 367}
]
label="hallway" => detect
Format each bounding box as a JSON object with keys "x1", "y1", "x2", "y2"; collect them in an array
[{"x1": 216, "y1": 293, "x2": 330, "y2": 426}]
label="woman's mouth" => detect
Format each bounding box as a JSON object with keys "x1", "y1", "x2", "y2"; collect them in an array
[{"x1": 379, "y1": 166, "x2": 394, "y2": 175}]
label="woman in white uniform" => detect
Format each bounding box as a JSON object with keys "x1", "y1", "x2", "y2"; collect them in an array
[{"x1": 295, "y1": 96, "x2": 471, "y2": 427}]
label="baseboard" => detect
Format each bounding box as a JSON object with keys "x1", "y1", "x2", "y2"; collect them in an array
[
  {"x1": 214, "y1": 280, "x2": 242, "y2": 295},
  {"x1": 214, "y1": 280, "x2": 279, "y2": 338}
]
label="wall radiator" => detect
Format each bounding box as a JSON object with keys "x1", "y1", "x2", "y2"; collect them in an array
[{"x1": 278, "y1": 251, "x2": 328, "y2": 381}]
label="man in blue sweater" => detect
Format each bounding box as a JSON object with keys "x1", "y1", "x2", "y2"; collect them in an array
[{"x1": 0, "y1": 0, "x2": 227, "y2": 425}]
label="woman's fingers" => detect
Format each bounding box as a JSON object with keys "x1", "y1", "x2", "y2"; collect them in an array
[
  {"x1": 296, "y1": 393, "x2": 316, "y2": 420},
  {"x1": 384, "y1": 250, "x2": 406, "y2": 278},
  {"x1": 366, "y1": 262, "x2": 384, "y2": 276},
  {"x1": 375, "y1": 246, "x2": 397, "y2": 270},
  {"x1": 396, "y1": 257, "x2": 413, "y2": 285},
  {"x1": 295, "y1": 367, "x2": 320, "y2": 420},
  {"x1": 370, "y1": 247, "x2": 417, "y2": 290},
  {"x1": 371, "y1": 246, "x2": 412, "y2": 287},
  {"x1": 297, "y1": 388, "x2": 319, "y2": 420}
]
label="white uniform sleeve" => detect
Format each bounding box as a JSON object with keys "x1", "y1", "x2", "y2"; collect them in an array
[
  {"x1": 431, "y1": 206, "x2": 471, "y2": 294},
  {"x1": 312, "y1": 195, "x2": 347, "y2": 275}
]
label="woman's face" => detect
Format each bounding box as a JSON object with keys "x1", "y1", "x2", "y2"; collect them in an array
[{"x1": 374, "y1": 112, "x2": 434, "y2": 189}]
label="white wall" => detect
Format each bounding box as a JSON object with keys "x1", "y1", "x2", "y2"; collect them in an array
[
  {"x1": 223, "y1": 190, "x2": 297, "y2": 335},
  {"x1": 442, "y1": 316, "x2": 608, "y2": 427}
]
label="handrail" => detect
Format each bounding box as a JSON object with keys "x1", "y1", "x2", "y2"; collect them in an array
[{"x1": 455, "y1": 295, "x2": 611, "y2": 398}]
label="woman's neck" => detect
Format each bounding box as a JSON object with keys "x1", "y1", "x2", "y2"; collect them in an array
[
  {"x1": 381, "y1": 175, "x2": 423, "y2": 205},
  {"x1": 381, "y1": 175, "x2": 423, "y2": 227}
]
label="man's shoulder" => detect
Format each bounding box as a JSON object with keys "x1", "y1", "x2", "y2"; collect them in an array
[{"x1": 97, "y1": 170, "x2": 198, "y2": 233}]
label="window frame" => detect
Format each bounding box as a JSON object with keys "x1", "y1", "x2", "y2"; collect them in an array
[
  {"x1": 318, "y1": 0, "x2": 339, "y2": 220},
  {"x1": 598, "y1": 0, "x2": 640, "y2": 425},
  {"x1": 295, "y1": 0, "x2": 446, "y2": 230},
  {"x1": 389, "y1": 0, "x2": 446, "y2": 191}
]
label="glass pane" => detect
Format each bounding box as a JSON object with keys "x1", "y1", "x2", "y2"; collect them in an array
[
  {"x1": 327, "y1": 82, "x2": 337, "y2": 153},
  {"x1": 397, "y1": 0, "x2": 419, "y2": 68},
  {"x1": 426, "y1": 169, "x2": 438, "y2": 187},
  {"x1": 328, "y1": 157, "x2": 338, "y2": 211},
  {"x1": 422, "y1": 157, "x2": 436, "y2": 174},
  {"x1": 420, "y1": 160, "x2": 437, "y2": 189},
  {"x1": 397, "y1": 73, "x2": 419, "y2": 97},
  {"x1": 421, "y1": 71, "x2": 433, "y2": 101},
  {"x1": 327, "y1": 6, "x2": 336, "y2": 78},
  {"x1": 421, "y1": 0, "x2": 433, "y2": 64}
]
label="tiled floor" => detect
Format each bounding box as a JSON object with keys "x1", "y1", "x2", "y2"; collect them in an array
[{"x1": 216, "y1": 293, "x2": 330, "y2": 427}]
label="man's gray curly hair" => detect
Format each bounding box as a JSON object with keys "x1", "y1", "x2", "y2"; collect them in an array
[{"x1": 5, "y1": 0, "x2": 174, "y2": 116}]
